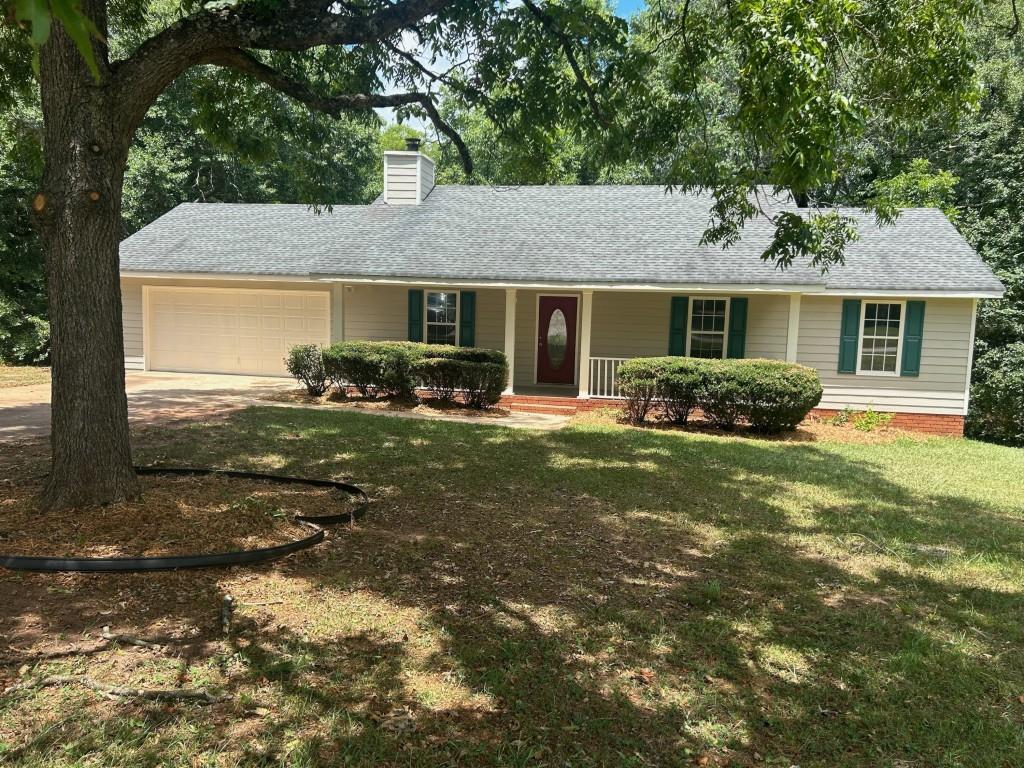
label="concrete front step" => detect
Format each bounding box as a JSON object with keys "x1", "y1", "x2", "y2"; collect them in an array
[{"x1": 503, "y1": 401, "x2": 580, "y2": 415}]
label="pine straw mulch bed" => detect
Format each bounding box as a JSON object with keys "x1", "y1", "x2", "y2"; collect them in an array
[
  {"x1": 0, "y1": 471, "x2": 352, "y2": 560},
  {"x1": 261, "y1": 388, "x2": 511, "y2": 418},
  {"x1": 573, "y1": 407, "x2": 923, "y2": 444}
]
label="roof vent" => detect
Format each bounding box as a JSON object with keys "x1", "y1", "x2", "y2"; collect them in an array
[{"x1": 383, "y1": 141, "x2": 435, "y2": 205}]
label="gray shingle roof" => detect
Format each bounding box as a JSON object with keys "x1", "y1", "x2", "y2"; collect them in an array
[{"x1": 119, "y1": 185, "x2": 1004, "y2": 294}]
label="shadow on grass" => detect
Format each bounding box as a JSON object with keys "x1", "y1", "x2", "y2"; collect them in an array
[{"x1": 2, "y1": 406, "x2": 1023, "y2": 766}]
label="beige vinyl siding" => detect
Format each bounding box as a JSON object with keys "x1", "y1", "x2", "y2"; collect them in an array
[
  {"x1": 419, "y1": 157, "x2": 435, "y2": 200},
  {"x1": 121, "y1": 281, "x2": 144, "y2": 369},
  {"x1": 384, "y1": 154, "x2": 418, "y2": 204},
  {"x1": 341, "y1": 284, "x2": 505, "y2": 349},
  {"x1": 589, "y1": 292, "x2": 789, "y2": 361},
  {"x1": 797, "y1": 296, "x2": 972, "y2": 415},
  {"x1": 342, "y1": 284, "x2": 409, "y2": 341},
  {"x1": 745, "y1": 294, "x2": 789, "y2": 360},
  {"x1": 590, "y1": 291, "x2": 671, "y2": 359},
  {"x1": 473, "y1": 289, "x2": 505, "y2": 350}
]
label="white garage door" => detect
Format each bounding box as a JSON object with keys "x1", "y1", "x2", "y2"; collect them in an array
[{"x1": 148, "y1": 287, "x2": 330, "y2": 376}]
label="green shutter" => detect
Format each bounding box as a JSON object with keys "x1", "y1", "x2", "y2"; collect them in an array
[
  {"x1": 900, "y1": 301, "x2": 926, "y2": 377},
  {"x1": 669, "y1": 296, "x2": 689, "y2": 355},
  {"x1": 838, "y1": 299, "x2": 861, "y2": 373},
  {"x1": 408, "y1": 289, "x2": 424, "y2": 342},
  {"x1": 727, "y1": 298, "x2": 748, "y2": 358},
  {"x1": 459, "y1": 291, "x2": 476, "y2": 347}
]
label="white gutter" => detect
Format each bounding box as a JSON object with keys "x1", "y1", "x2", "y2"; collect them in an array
[{"x1": 118, "y1": 270, "x2": 1004, "y2": 298}]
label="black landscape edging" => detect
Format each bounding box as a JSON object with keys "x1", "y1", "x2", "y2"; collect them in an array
[{"x1": 0, "y1": 467, "x2": 368, "y2": 573}]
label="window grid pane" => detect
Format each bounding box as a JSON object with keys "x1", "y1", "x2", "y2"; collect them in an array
[
  {"x1": 689, "y1": 299, "x2": 727, "y2": 359},
  {"x1": 426, "y1": 291, "x2": 457, "y2": 345},
  {"x1": 860, "y1": 303, "x2": 902, "y2": 372}
]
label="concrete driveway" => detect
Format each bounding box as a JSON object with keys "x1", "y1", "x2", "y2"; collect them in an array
[{"x1": 0, "y1": 371, "x2": 295, "y2": 441}]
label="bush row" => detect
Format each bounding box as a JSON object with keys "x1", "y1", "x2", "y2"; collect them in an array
[
  {"x1": 286, "y1": 341, "x2": 508, "y2": 409},
  {"x1": 617, "y1": 357, "x2": 823, "y2": 433}
]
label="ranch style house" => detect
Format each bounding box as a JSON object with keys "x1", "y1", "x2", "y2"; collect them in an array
[{"x1": 118, "y1": 144, "x2": 1005, "y2": 435}]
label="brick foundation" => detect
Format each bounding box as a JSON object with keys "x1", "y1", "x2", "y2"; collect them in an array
[{"x1": 810, "y1": 408, "x2": 964, "y2": 436}]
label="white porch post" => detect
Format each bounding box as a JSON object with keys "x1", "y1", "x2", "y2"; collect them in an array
[
  {"x1": 503, "y1": 288, "x2": 517, "y2": 394},
  {"x1": 578, "y1": 289, "x2": 594, "y2": 398},
  {"x1": 786, "y1": 293, "x2": 802, "y2": 363}
]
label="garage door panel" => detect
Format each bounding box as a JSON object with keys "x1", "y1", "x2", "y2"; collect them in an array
[{"x1": 149, "y1": 287, "x2": 329, "y2": 376}]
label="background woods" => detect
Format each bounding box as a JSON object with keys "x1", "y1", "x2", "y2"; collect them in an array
[{"x1": 0, "y1": 0, "x2": 1021, "y2": 447}]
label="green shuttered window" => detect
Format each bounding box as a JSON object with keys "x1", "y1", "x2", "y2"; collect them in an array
[
  {"x1": 459, "y1": 291, "x2": 476, "y2": 347},
  {"x1": 900, "y1": 300, "x2": 925, "y2": 377},
  {"x1": 408, "y1": 289, "x2": 424, "y2": 342},
  {"x1": 727, "y1": 298, "x2": 748, "y2": 358},
  {"x1": 669, "y1": 296, "x2": 689, "y2": 355},
  {"x1": 838, "y1": 299, "x2": 861, "y2": 373}
]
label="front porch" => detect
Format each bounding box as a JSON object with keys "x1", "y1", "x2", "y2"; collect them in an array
[
  {"x1": 491, "y1": 287, "x2": 800, "y2": 402},
  {"x1": 332, "y1": 282, "x2": 801, "y2": 407}
]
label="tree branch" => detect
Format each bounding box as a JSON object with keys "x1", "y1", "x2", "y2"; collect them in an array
[
  {"x1": 520, "y1": 0, "x2": 608, "y2": 127},
  {"x1": 204, "y1": 48, "x2": 473, "y2": 174},
  {"x1": 4, "y1": 675, "x2": 230, "y2": 705},
  {"x1": 1010, "y1": 0, "x2": 1021, "y2": 37},
  {"x1": 110, "y1": 0, "x2": 458, "y2": 133}
]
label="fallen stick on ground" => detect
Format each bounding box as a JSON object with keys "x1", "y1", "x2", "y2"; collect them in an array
[
  {"x1": 100, "y1": 626, "x2": 164, "y2": 651},
  {"x1": 4, "y1": 675, "x2": 231, "y2": 705}
]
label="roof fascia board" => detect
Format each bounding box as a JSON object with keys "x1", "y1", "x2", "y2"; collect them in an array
[
  {"x1": 119, "y1": 270, "x2": 1002, "y2": 297},
  {"x1": 820, "y1": 288, "x2": 1004, "y2": 299}
]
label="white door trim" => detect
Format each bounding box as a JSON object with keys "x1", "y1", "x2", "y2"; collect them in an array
[{"x1": 533, "y1": 292, "x2": 581, "y2": 386}]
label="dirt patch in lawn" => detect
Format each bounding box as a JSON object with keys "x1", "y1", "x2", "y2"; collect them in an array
[
  {"x1": 0, "y1": 471, "x2": 352, "y2": 559},
  {"x1": 262, "y1": 388, "x2": 510, "y2": 418}
]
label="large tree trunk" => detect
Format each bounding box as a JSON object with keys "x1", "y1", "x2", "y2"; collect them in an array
[{"x1": 36, "y1": 2, "x2": 140, "y2": 510}]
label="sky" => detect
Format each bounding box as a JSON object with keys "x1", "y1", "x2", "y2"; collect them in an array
[{"x1": 613, "y1": 0, "x2": 646, "y2": 17}]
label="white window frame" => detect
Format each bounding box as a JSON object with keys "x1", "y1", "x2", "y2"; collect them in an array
[
  {"x1": 856, "y1": 299, "x2": 905, "y2": 377},
  {"x1": 424, "y1": 289, "x2": 460, "y2": 345},
  {"x1": 685, "y1": 297, "x2": 731, "y2": 359}
]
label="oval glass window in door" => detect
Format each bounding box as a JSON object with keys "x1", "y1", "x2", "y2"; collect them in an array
[{"x1": 546, "y1": 309, "x2": 568, "y2": 369}]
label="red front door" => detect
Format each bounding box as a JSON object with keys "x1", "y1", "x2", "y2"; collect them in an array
[{"x1": 537, "y1": 296, "x2": 578, "y2": 385}]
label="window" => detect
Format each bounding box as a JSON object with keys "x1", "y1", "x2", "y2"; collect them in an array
[
  {"x1": 688, "y1": 298, "x2": 728, "y2": 359},
  {"x1": 859, "y1": 302, "x2": 902, "y2": 373},
  {"x1": 426, "y1": 291, "x2": 457, "y2": 345}
]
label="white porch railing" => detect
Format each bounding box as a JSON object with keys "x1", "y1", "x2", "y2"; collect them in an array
[{"x1": 588, "y1": 357, "x2": 630, "y2": 399}]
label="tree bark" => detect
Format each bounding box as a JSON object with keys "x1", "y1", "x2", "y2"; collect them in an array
[{"x1": 36, "y1": 1, "x2": 140, "y2": 510}]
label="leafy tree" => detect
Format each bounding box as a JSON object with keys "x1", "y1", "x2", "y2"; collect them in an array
[
  {"x1": 0, "y1": 0, "x2": 987, "y2": 509},
  {"x1": 0, "y1": 94, "x2": 47, "y2": 363}
]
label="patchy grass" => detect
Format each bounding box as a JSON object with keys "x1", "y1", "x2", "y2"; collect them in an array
[
  {"x1": 0, "y1": 366, "x2": 49, "y2": 389},
  {"x1": 2, "y1": 407, "x2": 1023, "y2": 767}
]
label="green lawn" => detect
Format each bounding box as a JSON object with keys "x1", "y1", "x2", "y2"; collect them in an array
[
  {"x1": 0, "y1": 366, "x2": 49, "y2": 388},
  {"x1": 2, "y1": 408, "x2": 1023, "y2": 767}
]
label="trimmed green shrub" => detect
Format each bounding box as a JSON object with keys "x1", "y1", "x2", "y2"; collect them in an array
[
  {"x1": 415, "y1": 356, "x2": 462, "y2": 402},
  {"x1": 323, "y1": 340, "x2": 508, "y2": 408},
  {"x1": 322, "y1": 341, "x2": 422, "y2": 398},
  {"x1": 616, "y1": 357, "x2": 664, "y2": 424},
  {"x1": 967, "y1": 342, "x2": 1024, "y2": 446},
  {"x1": 285, "y1": 344, "x2": 329, "y2": 396},
  {"x1": 616, "y1": 356, "x2": 822, "y2": 433},
  {"x1": 726, "y1": 359, "x2": 824, "y2": 433},
  {"x1": 658, "y1": 358, "x2": 704, "y2": 424},
  {"x1": 323, "y1": 341, "x2": 382, "y2": 397},
  {"x1": 694, "y1": 360, "x2": 748, "y2": 430},
  {"x1": 460, "y1": 361, "x2": 507, "y2": 409},
  {"x1": 414, "y1": 345, "x2": 508, "y2": 408}
]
